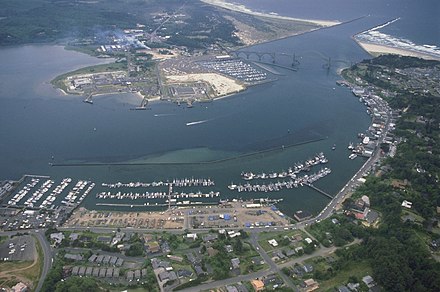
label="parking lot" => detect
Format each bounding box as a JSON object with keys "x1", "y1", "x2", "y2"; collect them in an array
[{"x1": 0, "y1": 235, "x2": 36, "y2": 262}]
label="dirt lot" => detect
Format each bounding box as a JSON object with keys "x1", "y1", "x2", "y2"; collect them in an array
[
  {"x1": 65, "y1": 207, "x2": 185, "y2": 229},
  {"x1": 65, "y1": 201, "x2": 290, "y2": 230}
]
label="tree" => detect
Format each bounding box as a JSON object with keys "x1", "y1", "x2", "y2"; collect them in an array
[{"x1": 126, "y1": 242, "x2": 144, "y2": 257}]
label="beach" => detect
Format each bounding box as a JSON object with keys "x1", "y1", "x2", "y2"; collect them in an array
[
  {"x1": 201, "y1": 0, "x2": 340, "y2": 27},
  {"x1": 356, "y1": 41, "x2": 440, "y2": 61}
]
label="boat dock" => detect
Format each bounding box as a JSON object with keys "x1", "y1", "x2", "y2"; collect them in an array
[{"x1": 306, "y1": 184, "x2": 334, "y2": 199}]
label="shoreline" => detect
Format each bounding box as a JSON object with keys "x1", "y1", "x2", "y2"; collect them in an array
[
  {"x1": 355, "y1": 40, "x2": 440, "y2": 61},
  {"x1": 200, "y1": 0, "x2": 340, "y2": 27}
]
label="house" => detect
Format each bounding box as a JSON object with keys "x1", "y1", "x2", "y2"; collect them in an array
[
  {"x1": 99, "y1": 268, "x2": 107, "y2": 278},
  {"x1": 347, "y1": 282, "x2": 360, "y2": 291},
  {"x1": 109, "y1": 256, "x2": 118, "y2": 266},
  {"x1": 186, "y1": 233, "x2": 198, "y2": 240},
  {"x1": 97, "y1": 236, "x2": 112, "y2": 244},
  {"x1": 167, "y1": 255, "x2": 184, "y2": 262},
  {"x1": 143, "y1": 234, "x2": 154, "y2": 242},
  {"x1": 225, "y1": 245, "x2": 234, "y2": 253},
  {"x1": 337, "y1": 285, "x2": 351, "y2": 292},
  {"x1": 284, "y1": 249, "x2": 296, "y2": 257},
  {"x1": 194, "y1": 265, "x2": 206, "y2": 276},
  {"x1": 96, "y1": 255, "x2": 104, "y2": 264},
  {"x1": 431, "y1": 238, "x2": 440, "y2": 249},
  {"x1": 295, "y1": 246, "x2": 304, "y2": 253},
  {"x1": 106, "y1": 268, "x2": 114, "y2": 278},
  {"x1": 251, "y1": 279, "x2": 265, "y2": 291},
  {"x1": 251, "y1": 257, "x2": 264, "y2": 265},
  {"x1": 202, "y1": 234, "x2": 218, "y2": 242},
  {"x1": 147, "y1": 241, "x2": 161, "y2": 253},
  {"x1": 69, "y1": 233, "x2": 80, "y2": 241},
  {"x1": 362, "y1": 275, "x2": 376, "y2": 288},
  {"x1": 231, "y1": 258, "x2": 240, "y2": 270},
  {"x1": 268, "y1": 239, "x2": 278, "y2": 247},
  {"x1": 88, "y1": 254, "x2": 97, "y2": 263},
  {"x1": 92, "y1": 267, "x2": 100, "y2": 277},
  {"x1": 401, "y1": 200, "x2": 413, "y2": 209},
  {"x1": 64, "y1": 253, "x2": 83, "y2": 261},
  {"x1": 159, "y1": 271, "x2": 177, "y2": 282},
  {"x1": 11, "y1": 282, "x2": 28, "y2": 292},
  {"x1": 78, "y1": 266, "x2": 86, "y2": 276},
  {"x1": 363, "y1": 209, "x2": 380, "y2": 227},
  {"x1": 113, "y1": 268, "x2": 120, "y2": 278},
  {"x1": 126, "y1": 270, "x2": 134, "y2": 281},
  {"x1": 111, "y1": 232, "x2": 125, "y2": 246},
  {"x1": 226, "y1": 286, "x2": 239, "y2": 292},
  {"x1": 50, "y1": 232, "x2": 65, "y2": 245},
  {"x1": 177, "y1": 269, "x2": 193, "y2": 278},
  {"x1": 71, "y1": 266, "x2": 79, "y2": 276},
  {"x1": 151, "y1": 258, "x2": 172, "y2": 270},
  {"x1": 161, "y1": 241, "x2": 171, "y2": 254},
  {"x1": 303, "y1": 279, "x2": 319, "y2": 291},
  {"x1": 134, "y1": 269, "x2": 141, "y2": 280},
  {"x1": 115, "y1": 258, "x2": 124, "y2": 266},
  {"x1": 303, "y1": 264, "x2": 314, "y2": 273},
  {"x1": 331, "y1": 218, "x2": 339, "y2": 225},
  {"x1": 304, "y1": 237, "x2": 313, "y2": 244}
]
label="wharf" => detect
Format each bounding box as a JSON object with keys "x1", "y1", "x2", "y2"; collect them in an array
[{"x1": 306, "y1": 184, "x2": 334, "y2": 199}]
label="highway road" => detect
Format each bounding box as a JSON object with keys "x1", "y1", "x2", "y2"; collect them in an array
[{"x1": 33, "y1": 230, "x2": 53, "y2": 292}]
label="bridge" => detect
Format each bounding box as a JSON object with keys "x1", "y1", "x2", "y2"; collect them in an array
[{"x1": 231, "y1": 50, "x2": 300, "y2": 68}]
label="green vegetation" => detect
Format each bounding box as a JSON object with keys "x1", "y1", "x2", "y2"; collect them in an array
[
  {"x1": 0, "y1": 0, "x2": 241, "y2": 48},
  {"x1": 338, "y1": 55, "x2": 440, "y2": 291},
  {"x1": 307, "y1": 214, "x2": 367, "y2": 247},
  {"x1": 53, "y1": 277, "x2": 101, "y2": 292}
]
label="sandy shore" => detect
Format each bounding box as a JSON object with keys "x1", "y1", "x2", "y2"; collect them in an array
[
  {"x1": 201, "y1": 0, "x2": 340, "y2": 26},
  {"x1": 357, "y1": 41, "x2": 440, "y2": 61},
  {"x1": 166, "y1": 73, "x2": 245, "y2": 97}
]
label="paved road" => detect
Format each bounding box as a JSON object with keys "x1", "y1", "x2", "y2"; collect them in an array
[{"x1": 32, "y1": 230, "x2": 53, "y2": 292}]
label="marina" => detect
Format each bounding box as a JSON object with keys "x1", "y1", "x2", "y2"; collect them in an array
[
  {"x1": 240, "y1": 152, "x2": 329, "y2": 181},
  {"x1": 230, "y1": 167, "x2": 332, "y2": 193},
  {"x1": 101, "y1": 177, "x2": 215, "y2": 188}
]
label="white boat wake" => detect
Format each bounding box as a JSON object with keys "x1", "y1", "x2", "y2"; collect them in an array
[{"x1": 186, "y1": 119, "x2": 209, "y2": 126}]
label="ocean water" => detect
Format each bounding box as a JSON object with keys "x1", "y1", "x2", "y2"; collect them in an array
[
  {"x1": 232, "y1": 0, "x2": 440, "y2": 45},
  {"x1": 0, "y1": 6, "x2": 410, "y2": 215}
]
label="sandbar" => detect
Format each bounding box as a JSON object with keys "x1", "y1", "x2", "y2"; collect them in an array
[
  {"x1": 356, "y1": 41, "x2": 440, "y2": 61},
  {"x1": 165, "y1": 73, "x2": 245, "y2": 97},
  {"x1": 201, "y1": 0, "x2": 340, "y2": 27}
]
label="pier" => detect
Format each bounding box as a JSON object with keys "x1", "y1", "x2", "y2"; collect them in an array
[{"x1": 306, "y1": 184, "x2": 334, "y2": 199}]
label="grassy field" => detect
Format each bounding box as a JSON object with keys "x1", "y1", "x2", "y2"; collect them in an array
[
  {"x1": 258, "y1": 230, "x2": 306, "y2": 252},
  {"x1": 318, "y1": 260, "x2": 372, "y2": 291}
]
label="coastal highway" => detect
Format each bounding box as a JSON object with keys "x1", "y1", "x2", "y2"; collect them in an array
[{"x1": 33, "y1": 230, "x2": 53, "y2": 292}]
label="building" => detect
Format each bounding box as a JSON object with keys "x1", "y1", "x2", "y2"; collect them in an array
[
  {"x1": 251, "y1": 279, "x2": 265, "y2": 291},
  {"x1": 231, "y1": 258, "x2": 240, "y2": 270},
  {"x1": 362, "y1": 275, "x2": 376, "y2": 288},
  {"x1": 303, "y1": 279, "x2": 319, "y2": 291},
  {"x1": 202, "y1": 234, "x2": 218, "y2": 242},
  {"x1": 64, "y1": 253, "x2": 83, "y2": 261},
  {"x1": 50, "y1": 232, "x2": 65, "y2": 245},
  {"x1": 147, "y1": 241, "x2": 161, "y2": 253},
  {"x1": 11, "y1": 282, "x2": 28, "y2": 292},
  {"x1": 268, "y1": 239, "x2": 278, "y2": 247}
]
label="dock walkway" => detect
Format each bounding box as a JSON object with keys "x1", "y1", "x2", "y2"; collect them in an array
[{"x1": 306, "y1": 184, "x2": 333, "y2": 199}]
